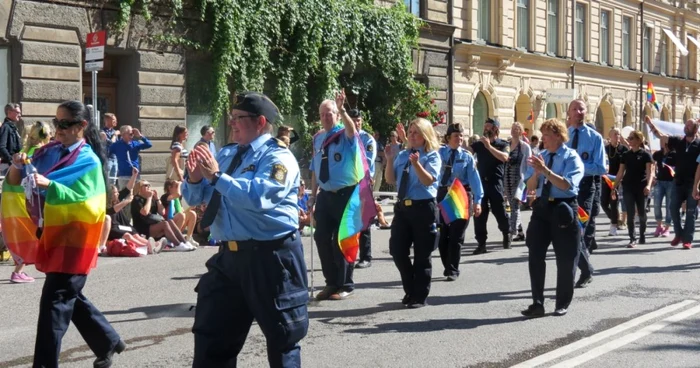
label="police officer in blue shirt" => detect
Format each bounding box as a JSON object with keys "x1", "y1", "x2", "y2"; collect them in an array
[
  {"x1": 348, "y1": 108, "x2": 377, "y2": 269},
  {"x1": 308, "y1": 90, "x2": 361, "y2": 301},
  {"x1": 522, "y1": 118, "x2": 584, "y2": 318},
  {"x1": 565, "y1": 99, "x2": 604, "y2": 288},
  {"x1": 384, "y1": 119, "x2": 442, "y2": 308},
  {"x1": 182, "y1": 92, "x2": 308, "y2": 368},
  {"x1": 437, "y1": 123, "x2": 483, "y2": 281}
]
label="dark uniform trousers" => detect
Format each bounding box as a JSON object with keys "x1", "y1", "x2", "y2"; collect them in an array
[
  {"x1": 390, "y1": 199, "x2": 439, "y2": 303},
  {"x1": 437, "y1": 186, "x2": 469, "y2": 277},
  {"x1": 192, "y1": 232, "x2": 309, "y2": 368},
  {"x1": 600, "y1": 181, "x2": 619, "y2": 225},
  {"x1": 576, "y1": 176, "x2": 597, "y2": 278},
  {"x1": 671, "y1": 182, "x2": 698, "y2": 243},
  {"x1": 33, "y1": 273, "x2": 121, "y2": 368},
  {"x1": 474, "y1": 181, "x2": 510, "y2": 245},
  {"x1": 526, "y1": 198, "x2": 581, "y2": 309},
  {"x1": 359, "y1": 227, "x2": 372, "y2": 262},
  {"x1": 313, "y1": 186, "x2": 356, "y2": 291}
]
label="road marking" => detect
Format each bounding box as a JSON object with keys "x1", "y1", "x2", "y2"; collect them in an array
[
  {"x1": 511, "y1": 299, "x2": 697, "y2": 368},
  {"x1": 549, "y1": 303, "x2": 700, "y2": 367}
]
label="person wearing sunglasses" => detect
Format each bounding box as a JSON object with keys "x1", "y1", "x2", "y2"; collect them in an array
[
  {"x1": 0, "y1": 103, "x2": 23, "y2": 175},
  {"x1": 4, "y1": 101, "x2": 125, "y2": 368}
]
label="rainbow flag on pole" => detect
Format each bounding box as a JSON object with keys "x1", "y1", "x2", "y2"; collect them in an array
[
  {"x1": 323, "y1": 126, "x2": 377, "y2": 263},
  {"x1": 647, "y1": 82, "x2": 661, "y2": 112},
  {"x1": 438, "y1": 178, "x2": 470, "y2": 224},
  {"x1": 602, "y1": 174, "x2": 616, "y2": 190},
  {"x1": 577, "y1": 206, "x2": 589, "y2": 229}
]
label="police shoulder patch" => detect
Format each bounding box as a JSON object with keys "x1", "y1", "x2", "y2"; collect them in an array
[{"x1": 271, "y1": 163, "x2": 288, "y2": 184}]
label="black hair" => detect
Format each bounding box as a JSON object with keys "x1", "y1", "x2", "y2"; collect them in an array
[
  {"x1": 171, "y1": 125, "x2": 187, "y2": 145},
  {"x1": 57, "y1": 100, "x2": 107, "y2": 187},
  {"x1": 200, "y1": 125, "x2": 212, "y2": 137}
]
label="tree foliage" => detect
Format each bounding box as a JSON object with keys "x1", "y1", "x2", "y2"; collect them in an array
[{"x1": 115, "y1": 0, "x2": 435, "y2": 158}]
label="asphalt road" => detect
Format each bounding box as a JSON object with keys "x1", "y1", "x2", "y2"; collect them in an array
[{"x1": 1, "y1": 206, "x2": 699, "y2": 367}]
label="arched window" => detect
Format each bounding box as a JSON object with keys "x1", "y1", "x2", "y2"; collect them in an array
[
  {"x1": 473, "y1": 91, "x2": 488, "y2": 135},
  {"x1": 545, "y1": 103, "x2": 557, "y2": 119}
]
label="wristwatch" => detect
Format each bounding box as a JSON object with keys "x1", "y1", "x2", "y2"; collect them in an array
[{"x1": 210, "y1": 171, "x2": 222, "y2": 186}]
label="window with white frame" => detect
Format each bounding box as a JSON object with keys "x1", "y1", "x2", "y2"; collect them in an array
[
  {"x1": 404, "y1": 0, "x2": 420, "y2": 17},
  {"x1": 547, "y1": 0, "x2": 559, "y2": 55},
  {"x1": 478, "y1": 0, "x2": 490, "y2": 42},
  {"x1": 660, "y1": 36, "x2": 667, "y2": 74},
  {"x1": 575, "y1": 3, "x2": 586, "y2": 60},
  {"x1": 643, "y1": 26, "x2": 652, "y2": 72},
  {"x1": 600, "y1": 10, "x2": 610, "y2": 65},
  {"x1": 516, "y1": 0, "x2": 530, "y2": 49},
  {"x1": 622, "y1": 17, "x2": 632, "y2": 68}
]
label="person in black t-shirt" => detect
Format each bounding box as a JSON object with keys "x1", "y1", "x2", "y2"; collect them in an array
[
  {"x1": 602, "y1": 128, "x2": 629, "y2": 236},
  {"x1": 470, "y1": 118, "x2": 511, "y2": 254},
  {"x1": 612, "y1": 130, "x2": 654, "y2": 247},
  {"x1": 652, "y1": 143, "x2": 676, "y2": 237},
  {"x1": 646, "y1": 116, "x2": 700, "y2": 249}
]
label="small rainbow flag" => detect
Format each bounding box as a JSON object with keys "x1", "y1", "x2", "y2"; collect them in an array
[
  {"x1": 439, "y1": 179, "x2": 470, "y2": 224},
  {"x1": 663, "y1": 163, "x2": 675, "y2": 177},
  {"x1": 577, "y1": 206, "x2": 589, "y2": 229},
  {"x1": 647, "y1": 82, "x2": 661, "y2": 112},
  {"x1": 603, "y1": 174, "x2": 616, "y2": 189}
]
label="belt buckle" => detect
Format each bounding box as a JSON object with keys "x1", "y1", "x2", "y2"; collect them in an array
[
  {"x1": 548, "y1": 197, "x2": 554, "y2": 202},
  {"x1": 405, "y1": 199, "x2": 412, "y2": 206},
  {"x1": 227, "y1": 241, "x2": 238, "y2": 252}
]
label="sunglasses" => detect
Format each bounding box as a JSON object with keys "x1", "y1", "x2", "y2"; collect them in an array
[
  {"x1": 142, "y1": 183, "x2": 151, "y2": 188},
  {"x1": 52, "y1": 118, "x2": 82, "y2": 130}
]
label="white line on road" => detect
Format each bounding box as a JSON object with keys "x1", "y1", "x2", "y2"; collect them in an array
[{"x1": 511, "y1": 299, "x2": 697, "y2": 368}]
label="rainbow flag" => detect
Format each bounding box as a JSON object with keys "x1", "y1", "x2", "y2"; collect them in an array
[
  {"x1": 1, "y1": 141, "x2": 106, "y2": 275},
  {"x1": 663, "y1": 163, "x2": 675, "y2": 177},
  {"x1": 1, "y1": 181, "x2": 39, "y2": 265},
  {"x1": 603, "y1": 174, "x2": 616, "y2": 189},
  {"x1": 439, "y1": 178, "x2": 470, "y2": 224},
  {"x1": 323, "y1": 126, "x2": 377, "y2": 263},
  {"x1": 577, "y1": 206, "x2": 589, "y2": 229},
  {"x1": 647, "y1": 82, "x2": 661, "y2": 112}
]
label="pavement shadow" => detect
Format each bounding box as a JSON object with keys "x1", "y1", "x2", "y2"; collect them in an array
[
  {"x1": 428, "y1": 288, "x2": 554, "y2": 306},
  {"x1": 595, "y1": 262, "x2": 700, "y2": 276},
  {"x1": 344, "y1": 316, "x2": 525, "y2": 334},
  {"x1": 308, "y1": 302, "x2": 401, "y2": 320},
  {"x1": 594, "y1": 246, "x2": 679, "y2": 256},
  {"x1": 171, "y1": 274, "x2": 203, "y2": 281},
  {"x1": 103, "y1": 303, "x2": 195, "y2": 323}
]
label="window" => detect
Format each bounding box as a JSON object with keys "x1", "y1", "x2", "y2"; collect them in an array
[
  {"x1": 600, "y1": 10, "x2": 610, "y2": 64},
  {"x1": 0, "y1": 48, "x2": 9, "y2": 110},
  {"x1": 643, "y1": 26, "x2": 652, "y2": 71},
  {"x1": 547, "y1": 0, "x2": 559, "y2": 54},
  {"x1": 478, "y1": 0, "x2": 490, "y2": 42},
  {"x1": 404, "y1": 0, "x2": 420, "y2": 17},
  {"x1": 516, "y1": 0, "x2": 529, "y2": 49},
  {"x1": 545, "y1": 103, "x2": 558, "y2": 119},
  {"x1": 575, "y1": 3, "x2": 586, "y2": 59},
  {"x1": 622, "y1": 17, "x2": 632, "y2": 68},
  {"x1": 660, "y1": 36, "x2": 667, "y2": 74}
]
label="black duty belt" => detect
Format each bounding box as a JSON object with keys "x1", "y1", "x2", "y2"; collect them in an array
[
  {"x1": 396, "y1": 199, "x2": 435, "y2": 207},
  {"x1": 224, "y1": 231, "x2": 297, "y2": 252}
]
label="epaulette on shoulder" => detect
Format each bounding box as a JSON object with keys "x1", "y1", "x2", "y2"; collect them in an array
[
  {"x1": 268, "y1": 137, "x2": 287, "y2": 148},
  {"x1": 221, "y1": 142, "x2": 238, "y2": 148}
]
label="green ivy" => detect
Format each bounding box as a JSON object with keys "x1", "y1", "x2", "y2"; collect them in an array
[{"x1": 114, "y1": 0, "x2": 434, "y2": 162}]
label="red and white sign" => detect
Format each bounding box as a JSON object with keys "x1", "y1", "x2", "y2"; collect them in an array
[{"x1": 85, "y1": 30, "x2": 106, "y2": 61}]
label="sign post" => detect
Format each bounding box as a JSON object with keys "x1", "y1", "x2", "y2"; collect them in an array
[{"x1": 85, "y1": 30, "x2": 106, "y2": 124}]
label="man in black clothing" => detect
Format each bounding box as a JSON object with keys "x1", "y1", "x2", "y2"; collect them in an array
[
  {"x1": 602, "y1": 128, "x2": 628, "y2": 236},
  {"x1": 0, "y1": 103, "x2": 23, "y2": 174},
  {"x1": 470, "y1": 118, "x2": 510, "y2": 254}
]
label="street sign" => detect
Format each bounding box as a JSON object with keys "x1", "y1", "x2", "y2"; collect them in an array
[
  {"x1": 85, "y1": 60, "x2": 104, "y2": 72},
  {"x1": 85, "y1": 30, "x2": 106, "y2": 62},
  {"x1": 545, "y1": 88, "x2": 577, "y2": 103}
]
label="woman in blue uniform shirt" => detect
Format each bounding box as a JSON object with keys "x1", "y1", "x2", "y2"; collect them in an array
[
  {"x1": 522, "y1": 118, "x2": 584, "y2": 318},
  {"x1": 437, "y1": 124, "x2": 483, "y2": 281},
  {"x1": 384, "y1": 118, "x2": 441, "y2": 308}
]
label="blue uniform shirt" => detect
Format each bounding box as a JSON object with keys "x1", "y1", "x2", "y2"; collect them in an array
[
  {"x1": 534, "y1": 145, "x2": 584, "y2": 199},
  {"x1": 311, "y1": 126, "x2": 361, "y2": 191},
  {"x1": 566, "y1": 124, "x2": 606, "y2": 176},
  {"x1": 438, "y1": 145, "x2": 484, "y2": 203},
  {"x1": 182, "y1": 133, "x2": 300, "y2": 241},
  {"x1": 393, "y1": 147, "x2": 441, "y2": 200},
  {"x1": 359, "y1": 130, "x2": 377, "y2": 177},
  {"x1": 108, "y1": 137, "x2": 153, "y2": 176}
]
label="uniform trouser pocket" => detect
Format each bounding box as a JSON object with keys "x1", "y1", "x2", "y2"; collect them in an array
[{"x1": 272, "y1": 289, "x2": 309, "y2": 347}]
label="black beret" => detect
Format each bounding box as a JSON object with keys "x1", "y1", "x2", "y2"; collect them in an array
[
  {"x1": 348, "y1": 109, "x2": 361, "y2": 118},
  {"x1": 446, "y1": 123, "x2": 463, "y2": 136},
  {"x1": 232, "y1": 92, "x2": 280, "y2": 123}
]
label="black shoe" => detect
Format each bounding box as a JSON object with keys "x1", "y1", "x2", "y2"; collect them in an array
[
  {"x1": 472, "y1": 246, "x2": 487, "y2": 255},
  {"x1": 521, "y1": 304, "x2": 545, "y2": 318},
  {"x1": 575, "y1": 276, "x2": 593, "y2": 288},
  {"x1": 553, "y1": 307, "x2": 568, "y2": 316},
  {"x1": 513, "y1": 233, "x2": 526, "y2": 242},
  {"x1": 503, "y1": 234, "x2": 512, "y2": 249},
  {"x1": 408, "y1": 300, "x2": 428, "y2": 309},
  {"x1": 94, "y1": 340, "x2": 126, "y2": 368},
  {"x1": 639, "y1": 235, "x2": 646, "y2": 244},
  {"x1": 355, "y1": 260, "x2": 372, "y2": 269},
  {"x1": 445, "y1": 275, "x2": 458, "y2": 282},
  {"x1": 402, "y1": 294, "x2": 412, "y2": 305}
]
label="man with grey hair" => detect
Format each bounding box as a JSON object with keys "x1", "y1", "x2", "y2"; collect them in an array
[
  {"x1": 108, "y1": 124, "x2": 152, "y2": 188},
  {"x1": 0, "y1": 103, "x2": 23, "y2": 175}
]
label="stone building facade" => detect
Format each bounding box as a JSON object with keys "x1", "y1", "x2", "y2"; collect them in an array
[
  {"x1": 452, "y1": 0, "x2": 700, "y2": 138},
  {"x1": 0, "y1": 0, "x2": 189, "y2": 177}
]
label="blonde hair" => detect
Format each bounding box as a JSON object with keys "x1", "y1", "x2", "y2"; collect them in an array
[
  {"x1": 24, "y1": 121, "x2": 52, "y2": 149},
  {"x1": 540, "y1": 118, "x2": 569, "y2": 143},
  {"x1": 628, "y1": 130, "x2": 644, "y2": 143},
  {"x1": 408, "y1": 118, "x2": 440, "y2": 152}
]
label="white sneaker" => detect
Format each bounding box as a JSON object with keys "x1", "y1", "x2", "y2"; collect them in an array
[
  {"x1": 184, "y1": 241, "x2": 197, "y2": 250},
  {"x1": 608, "y1": 225, "x2": 618, "y2": 236},
  {"x1": 172, "y1": 242, "x2": 195, "y2": 252},
  {"x1": 148, "y1": 237, "x2": 157, "y2": 254},
  {"x1": 186, "y1": 236, "x2": 200, "y2": 247}
]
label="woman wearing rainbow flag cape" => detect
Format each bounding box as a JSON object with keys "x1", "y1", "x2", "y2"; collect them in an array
[
  {"x1": 522, "y1": 118, "x2": 584, "y2": 318},
  {"x1": 2, "y1": 101, "x2": 124, "y2": 367},
  {"x1": 385, "y1": 118, "x2": 441, "y2": 308},
  {"x1": 436, "y1": 123, "x2": 483, "y2": 281}
]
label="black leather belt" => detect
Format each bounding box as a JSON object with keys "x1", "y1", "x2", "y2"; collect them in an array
[{"x1": 224, "y1": 231, "x2": 297, "y2": 252}]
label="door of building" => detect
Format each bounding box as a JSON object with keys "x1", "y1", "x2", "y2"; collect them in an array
[{"x1": 82, "y1": 58, "x2": 118, "y2": 127}]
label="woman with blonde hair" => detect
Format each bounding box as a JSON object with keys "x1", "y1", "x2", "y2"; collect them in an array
[
  {"x1": 504, "y1": 122, "x2": 532, "y2": 242},
  {"x1": 384, "y1": 118, "x2": 441, "y2": 308},
  {"x1": 23, "y1": 121, "x2": 52, "y2": 156}
]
